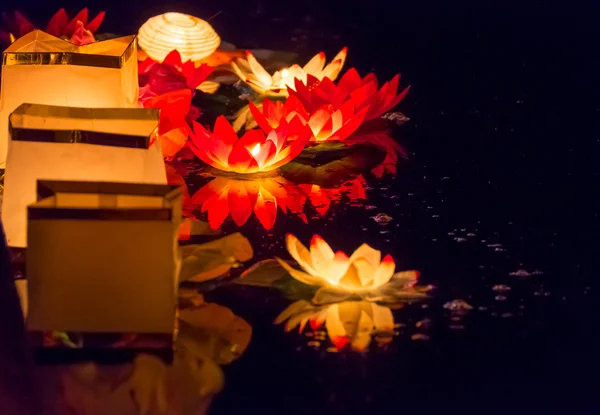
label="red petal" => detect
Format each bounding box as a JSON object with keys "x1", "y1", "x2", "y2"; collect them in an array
[
  {"x1": 46, "y1": 9, "x2": 69, "y2": 37},
  {"x1": 187, "y1": 64, "x2": 214, "y2": 89},
  {"x1": 85, "y1": 11, "x2": 105, "y2": 34},
  {"x1": 254, "y1": 187, "x2": 278, "y2": 230},
  {"x1": 228, "y1": 143, "x2": 258, "y2": 172},
  {"x1": 214, "y1": 116, "x2": 240, "y2": 147},
  {"x1": 14, "y1": 11, "x2": 34, "y2": 36},
  {"x1": 329, "y1": 106, "x2": 368, "y2": 142},
  {"x1": 64, "y1": 8, "x2": 89, "y2": 37},
  {"x1": 249, "y1": 101, "x2": 275, "y2": 133},
  {"x1": 227, "y1": 181, "x2": 254, "y2": 226},
  {"x1": 163, "y1": 50, "x2": 183, "y2": 66}
]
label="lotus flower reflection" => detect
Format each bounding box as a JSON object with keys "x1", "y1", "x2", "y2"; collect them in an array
[
  {"x1": 188, "y1": 176, "x2": 308, "y2": 230},
  {"x1": 249, "y1": 96, "x2": 368, "y2": 142},
  {"x1": 277, "y1": 234, "x2": 424, "y2": 304},
  {"x1": 231, "y1": 48, "x2": 347, "y2": 97},
  {"x1": 289, "y1": 68, "x2": 410, "y2": 121},
  {"x1": 276, "y1": 300, "x2": 395, "y2": 352},
  {"x1": 189, "y1": 116, "x2": 311, "y2": 174}
]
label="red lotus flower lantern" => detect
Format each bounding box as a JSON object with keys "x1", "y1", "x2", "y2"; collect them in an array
[
  {"x1": 0, "y1": 8, "x2": 104, "y2": 44},
  {"x1": 188, "y1": 176, "x2": 308, "y2": 230},
  {"x1": 138, "y1": 50, "x2": 214, "y2": 97},
  {"x1": 288, "y1": 68, "x2": 410, "y2": 121},
  {"x1": 249, "y1": 96, "x2": 368, "y2": 142},
  {"x1": 141, "y1": 89, "x2": 193, "y2": 159},
  {"x1": 189, "y1": 116, "x2": 311, "y2": 174}
]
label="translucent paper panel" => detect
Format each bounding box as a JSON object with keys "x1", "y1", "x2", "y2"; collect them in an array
[
  {"x1": 26, "y1": 180, "x2": 181, "y2": 335},
  {"x1": 2, "y1": 104, "x2": 167, "y2": 248},
  {"x1": 0, "y1": 30, "x2": 139, "y2": 166}
]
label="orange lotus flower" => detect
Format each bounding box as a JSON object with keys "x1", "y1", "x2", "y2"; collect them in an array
[
  {"x1": 188, "y1": 176, "x2": 308, "y2": 230},
  {"x1": 230, "y1": 48, "x2": 347, "y2": 97},
  {"x1": 0, "y1": 8, "x2": 105, "y2": 44},
  {"x1": 289, "y1": 68, "x2": 410, "y2": 121},
  {"x1": 249, "y1": 96, "x2": 368, "y2": 142},
  {"x1": 189, "y1": 116, "x2": 311, "y2": 174},
  {"x1": 141, "y1": 89, "x2": 193, "y2": 159}
]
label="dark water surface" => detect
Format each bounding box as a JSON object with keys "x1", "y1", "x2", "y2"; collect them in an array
[{"x1": 3, "y1": 0, "x2": 600, "y2": 413}]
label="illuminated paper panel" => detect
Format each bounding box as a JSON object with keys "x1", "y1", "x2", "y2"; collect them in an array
[
  {"x1": 0, "y1": 30, "x2": 139, "y2": 166},
  {"x1": 2, "y1": 103, "x2": 167, "y2": 248},
  {"x1": 26, "y1": 180, "x2": 181, "y2": 335}
]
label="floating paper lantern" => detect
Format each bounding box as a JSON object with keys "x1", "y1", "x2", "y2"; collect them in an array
[
  {"x1": 231, "y1": 48, "x2": 347, "y2": 97},
  {"x1": 289, "y1": 68, "x2": 410, "y2": 120},
  {"x1": 26, "y1": 180, "x2": 181, "y2": 336},
  {"x1": 188, "y1": 116, "x2": 311, "y2": 174},
  {"x1": 276, "y1": 234, "x2": 399, "y2": 293},
  {"x1": 250, "y1": 96, "x2": 368, "y2": 142},
  {"x1": 189, "y1": 176, "x2": 307, "y2": 230},
  {"x1": 0, "y1": 30, "x2": 139, "y2": 167},
  {"x1": 2, "y1": 103, "x2": 167, "y2": 248},
  {"x1": 138, "y1": 12, "x2": 220, "y2": 63},
  {"x1": 276, "y1": 300, "x2": 395, "y2": 352}
]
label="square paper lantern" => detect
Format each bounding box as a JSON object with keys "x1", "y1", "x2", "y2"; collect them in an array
[
  {"x1": 26, "y1": 180, "x2": 181, "y2": 336},
  {"x1": 0, "y1": 30, "x2": 139, "y2": 167},
  {"x1": 2, "y1": 103, "x2": 167, "y2": 248}
]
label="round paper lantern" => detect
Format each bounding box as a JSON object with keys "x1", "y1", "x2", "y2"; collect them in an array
[{"x1": 138, "y1": 12, "x2": 221, "y2": 63}]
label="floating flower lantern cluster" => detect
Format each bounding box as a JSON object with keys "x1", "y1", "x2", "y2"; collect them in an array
[
  {"x1": 189, "y1": 116, "x2": 312, "y2": 174},
  {"x1": 231, "y1": 48, "x2": 347, "y2": 97},
  {"x1": 138, "y1": 12, "x2": 221, "y2": 63},
  {"x1": 0, "y1": 8, "x2": 104, "y2": 44}
]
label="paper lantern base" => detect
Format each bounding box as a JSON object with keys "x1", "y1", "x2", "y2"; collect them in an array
[{"x1": 29, "y1": 331, "x2": 175, "y2": 364}]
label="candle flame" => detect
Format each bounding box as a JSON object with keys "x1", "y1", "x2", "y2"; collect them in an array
[{"x1": 250, "y1": 143, "x2": 261, "y2": 156}]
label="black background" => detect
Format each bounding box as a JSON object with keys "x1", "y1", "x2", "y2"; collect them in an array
[{"x1": 2, "y1": 0, "x2": 600, "y2": 413}]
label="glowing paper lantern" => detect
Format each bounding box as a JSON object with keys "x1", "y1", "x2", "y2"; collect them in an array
[
  {"x1": 26, "y1": 180, "x2": 181, "y2": 336},
  {"x1": 231, "y1": 48, "x2": 347, "y2": 97},
  {"x1": 2, "y1": 104, "x2": 167, "y2": 248},
  {"x1": 277, "y1": 234, "x2": 399, "y2": 292},
  {"x1": 189, "y1": 116, "x2": 311, "y2": 174},
  {"x1": 0, "y1": 30, "x2": 139, "y2": 166},
  {"x1": 250, "y1": 96, "x2": 368, "y2": 142},
  {"x1": 138, "y1": 12, "x2": 221, "y2": 63},
  {"x1": 289, "y1": 68, "x2": 410, "y2": 120}
]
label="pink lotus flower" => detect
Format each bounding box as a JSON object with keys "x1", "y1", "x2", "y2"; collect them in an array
[
  {"x1": 189, "y1": 116, "x2": 312, "y2": 174},
  {"x1": 249, "y1": 96, "x2": 368, "y2": 142},
  {"x1": 289, "y1": 68, "x2": 410, "y2": 121}
]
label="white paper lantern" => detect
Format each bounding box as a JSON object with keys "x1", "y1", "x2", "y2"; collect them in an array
[
  {"x1": 26, "y1": 180, "x2": 181, "y2": 335},
  {"x1": 2, "y1": 103, "x2": 167, "y2": 248},
  {"x1": 138, "y1": 12, "x2": 221, "y2": 63},
  {"x1": 0, "y1": 30, "x2": 140, "y2": 167}
]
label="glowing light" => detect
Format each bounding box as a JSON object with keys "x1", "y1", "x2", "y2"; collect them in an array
[
  {"x1": 188, "y1": 115, "x2": 311, "y2": 174},
  {"x1": 277, "y1": 234, "x2": 400, "y2": 293},
  {"x1": 230, "y1": 48, "x2": 347, "y2": 97},
  {"x1": 250, "y1": 143, "x2": 261, "y2": 156},
  {"x1": 138, "y1": 12, "x2": 221, "y2": 63}
]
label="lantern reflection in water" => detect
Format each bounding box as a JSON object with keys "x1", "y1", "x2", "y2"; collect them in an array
[
  {"x1": 186, "y1": 174, "x2": 369, "y2": 231},
  {"x1": 187, "y1": 176, "x2": 307, "y2": 230},
  {"x1": 275, "y1": 300, "x2": 395, "y2": 352}
]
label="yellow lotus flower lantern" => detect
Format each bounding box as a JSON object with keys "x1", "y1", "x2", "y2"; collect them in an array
[
  {"x1": 231, "y1": 47, "x2": 347, "y2": 97},
  {"x1": 276, "y1": 234, "x2": 426, "y2": 304},
  {"x1": 138, "y1": 12, "x2": 221, "y2": 63}
]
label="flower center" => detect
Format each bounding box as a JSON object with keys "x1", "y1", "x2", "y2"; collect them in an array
[{"x1": 249, "y1": 143, "x2": 261, "y2": 156}]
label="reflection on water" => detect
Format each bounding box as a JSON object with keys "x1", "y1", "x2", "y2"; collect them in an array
[
  {"x1": 275, "y1": 300, "x2": 396, "y2": 352},
  {"x1": 28, "y1": 291, "x2": 252, "y2": 415}
]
